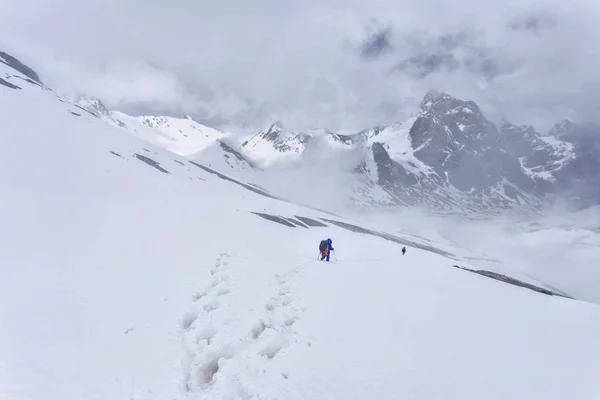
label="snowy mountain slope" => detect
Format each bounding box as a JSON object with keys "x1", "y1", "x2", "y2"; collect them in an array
[
  {"x1": 362, "y1": 118, "x2": 429, "y2": 173},
  {"x1": 355, "y1": 207, "x2": 600, "y2": 303},
  {"x1": 111, "y1": 112, "x2": 227, "y2": 157},
  {"x1": 74, "y1": 97, "x2": 227, "y2": 158},
  {"x1": 74, "y1": 98, "x2": 255, "y2": 179},
  {"x1": 190, "y1": 139, "x2": 257, "y2": 180},
  {"x1": 0, "y1": 51, "x2": 42, "y2": 84},
  {"x1": 74, "y1": 97, "x2": 128, "y2": 128},
  {"x1": 2, "y1": 52, "x2": 600, "y2": 400}
]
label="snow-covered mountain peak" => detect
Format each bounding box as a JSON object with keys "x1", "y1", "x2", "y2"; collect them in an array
[
  {"x1": 76, "y1": 96, "x2": 110, "y2": 116},
  {"x1": 548, "y1": 119, "x2": 574, "y2": 137},
  {"x1": 419, "y1": 90, "x2": 481, "y2": 119},
  {"x1": 241, "y1": 122, "x2": 313, "y2": 167},
  {"x1": 419, "y1": 89, "x2": 454, "y2": 109},
  {"x1": 73, "y1": 96, "x2": 133, "y2": 132},
  {"x1": 266, "y1": 120, "x2": 283, "y2": 133},
  {"x1": 74, "y1": 97, "x2": 128, "y2": 129}
]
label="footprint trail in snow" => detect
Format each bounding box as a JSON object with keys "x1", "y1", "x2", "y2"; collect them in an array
[{"x1": 180, "y1": 253, "x2": 306, "y2": 398}]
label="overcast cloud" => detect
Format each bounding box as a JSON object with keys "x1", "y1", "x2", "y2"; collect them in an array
[{"x1": 1, "y1": 0, "x2": 600, "y2": 134}]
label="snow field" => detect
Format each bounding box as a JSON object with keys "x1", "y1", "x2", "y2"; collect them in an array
[{"x1": 1, "y1": 59, "x2": 600, "y2": 400}]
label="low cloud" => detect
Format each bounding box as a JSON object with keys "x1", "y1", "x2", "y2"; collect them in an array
[{"x1": 2, "y1": 0, "x2": 600, "y2": 134}]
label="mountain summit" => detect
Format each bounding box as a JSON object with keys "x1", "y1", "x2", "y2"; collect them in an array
[{"x1": 236, "y1": 91, "x2": 600, "y2": 213}]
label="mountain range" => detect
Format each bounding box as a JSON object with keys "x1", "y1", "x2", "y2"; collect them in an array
[
  {"x1": 77, "y1": 94, "x2": 599, "y2": 215},
  {"x1": 5, "y1": 49, "x2": 599, "y2": 214}
]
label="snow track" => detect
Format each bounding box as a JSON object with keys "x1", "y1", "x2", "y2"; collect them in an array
[{"x1": 180, "y1": 253, "x2": 308, "y2": 399}]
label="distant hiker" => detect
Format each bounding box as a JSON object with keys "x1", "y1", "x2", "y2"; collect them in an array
[
  {"x1": 319, "y1": 238, "x2": 334, "y2": 262},
  {"x1": 402, "y1": 247, "x2": 406, "y2": 256}
]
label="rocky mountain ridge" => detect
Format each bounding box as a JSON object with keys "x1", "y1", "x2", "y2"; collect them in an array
[
  {"x1": 4, "y1": 49, "x2": 597, "y2": 213},
  {"x1": 241, "y1": 90, "x2": 599, "y2": 211}
]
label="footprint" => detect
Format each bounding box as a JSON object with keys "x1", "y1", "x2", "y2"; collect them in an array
[
  {"x1": 196, "y1": 349, "x2": 232, "y2": 386},
  {"x1": 197, "y1": 326, "x2": 217, "y2": 345},
  {"x1": 216, "y1": 287, "x2": 231, "y2": 297},
  {"x1": 181, "y1": 308, "x2": 199, "y2": 330},
  {"x1": 211, "y1": 260, "x2": 223, "y2": 274},
  {"x1": 193, "y1": 290, "x2": 208, "y2": 301},
  {"x1": 250, "y1": 320, "x2": 267, "y2": 339},
  {"x1": 203, "y1": 299, "x2": 220, "y2": 313},
  {"x1": 197, "y1": 354, "x2": 221, "y2": 385},
  {"x1": 283, "y1": 316, "x2": 297, "y2": 327},
  {"x1": 259, "y1": 338, "x2": 285, "y2": 360},
  {"x1": 211, "y1": 276, "x2": 226, "y2": 288},
  {"x1": 280, "y1": 296, "x2": 293, "y2": 306},
  {"x1": 265, "y1": 300, "x2": 278, "y2": 311}
]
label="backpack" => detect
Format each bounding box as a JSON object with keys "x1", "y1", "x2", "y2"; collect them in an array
[{"x1": 319, "y1": 240, "x2": 329, "y2": 252}]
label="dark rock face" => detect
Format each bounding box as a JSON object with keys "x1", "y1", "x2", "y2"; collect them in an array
[
  {"x1": 189, "y1": 161, "x2": 279, "y2": 200},
  {"x1": 251, "y1": 212, "x2": 297, "y2": 228},
  {"x1": 294, "y1": 216, "x2": 328, "y2": 227},
  {"x1": 0, "y1": 51, "x2": 42, "y2": 84},
  {"x1": 134, "y1": 154, "x2": 170, "y2": 174},
  {"x1": 366, "y1": 92, "x2": 599, "y2": 211},
  {"x1": 218, "y1": 141, "x2": 256, "y2": 168},
  {"x1": 0, "y1": 77, "x2": 21, "y2": 90},
  {"x1": 546, "y1": 121, "x2": 600, "y2": 207},
  {"x1": 238, "y1": 89, "x2": 600, "y2": 212},
  {"x1": 372, "y1": 142, "x2": 417, "y2": 187},
  {"x1": 451, "y1": 264, "x2": 572, "y2": 299},
  {"x1": 409, "y1": 91, "x2": 535, "y2": 195}
]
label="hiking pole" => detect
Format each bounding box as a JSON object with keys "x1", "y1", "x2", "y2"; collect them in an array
[{"x1": 333, "y1": 250, "x2": 337, "y2": 261}]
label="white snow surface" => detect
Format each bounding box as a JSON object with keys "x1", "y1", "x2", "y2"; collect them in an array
[
  {"x1": 366, "y1": 118, "x2": 433, "y2": 176},
  {"x1": 1, "y1": 61, "x2": 600, "y2": 400},
  {"x1": 191, "y1": 139, "x2": 256, "y2": 180},
  {"x1": 241, "y1": 126, "x2": 309, "y2": 168},
  {"x1": 113, "y1": 112, "x2": 227, "y2": 156}
]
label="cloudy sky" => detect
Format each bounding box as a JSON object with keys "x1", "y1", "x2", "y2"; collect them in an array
[{"x1": 2, "y1": 0, "x2": 600, "y2": 134}]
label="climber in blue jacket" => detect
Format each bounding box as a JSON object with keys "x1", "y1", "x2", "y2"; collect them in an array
[{"x1": 319, "y1": 238, "x2": 334, "y2": 261}]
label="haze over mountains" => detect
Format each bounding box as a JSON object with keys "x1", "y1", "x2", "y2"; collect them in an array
[
  {"x1": 5, "y1": 38, "x2": 596, "y2": 216},
  {"x1": 72, "y1": 81, "x2": 600, "y2": 215}
]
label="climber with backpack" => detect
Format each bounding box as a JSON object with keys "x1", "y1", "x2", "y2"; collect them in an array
[{"x1": 318, "y1": 238, "x2": 334, "y2": 262}]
